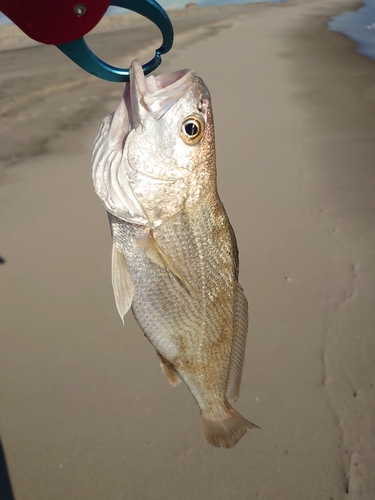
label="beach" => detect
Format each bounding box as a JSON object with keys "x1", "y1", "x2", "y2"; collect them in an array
[{"x1": 1, "y1": 1, "x2": 374, "y2": 499}]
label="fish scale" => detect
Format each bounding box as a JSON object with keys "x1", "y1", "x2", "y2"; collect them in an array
[
  {"x1": 92, "y1": 60, "x2": 257, "y2": 448},
  {"x1": 110, "y1": 197, "x2": 243, "y2": 421}
]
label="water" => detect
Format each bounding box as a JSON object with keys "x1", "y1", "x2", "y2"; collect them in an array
[
  {"x1": 329, "y1": 0, "x2": 375, "y2": 61},
  {"x1": 198, "y1": 0, "x2": 283, "y2": 6},
  {"x1": 0, "y1": 13, "x2": 10, "y2": 25},
  {"x1": 107, "y1": 0, "x2": 285, "y2": 14}
]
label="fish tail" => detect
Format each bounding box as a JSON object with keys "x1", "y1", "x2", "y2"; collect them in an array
[{"x1": 201, "y1": 406, "x2": 259, "y2": 449}]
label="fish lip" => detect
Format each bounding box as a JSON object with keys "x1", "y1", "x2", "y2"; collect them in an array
[{"x1": 129, "y1": 60, "x2": 196, "y2": 127}]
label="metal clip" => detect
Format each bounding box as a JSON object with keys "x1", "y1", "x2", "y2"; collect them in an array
[{"x1": 56, "y1": 0, "x2": 174, "y2": 82}]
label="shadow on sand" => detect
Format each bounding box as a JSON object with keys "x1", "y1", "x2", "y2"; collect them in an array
[{"x1": 0, "y1": 438, "x2": 15, "y2": 500}]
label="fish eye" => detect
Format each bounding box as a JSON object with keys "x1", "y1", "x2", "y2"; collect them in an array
[{"x1": 180, "y1": 115, "x2": 205, "y2": 145}]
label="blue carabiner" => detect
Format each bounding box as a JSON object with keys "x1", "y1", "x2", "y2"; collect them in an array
[{"x1": 56, "y1": 0, "x2": 173, "y2": 82}]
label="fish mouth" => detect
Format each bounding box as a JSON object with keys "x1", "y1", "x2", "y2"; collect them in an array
[
  {"x1": 105, "y1": 60, "x2": 196, "y2": 150},
  {"x1": 129, "y1": 60, "x2": 196, "y2": 127}
]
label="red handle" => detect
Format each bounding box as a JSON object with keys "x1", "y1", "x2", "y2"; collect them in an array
[{"x1": 0, "y1": 0, "x2": 110, "y2": 45}]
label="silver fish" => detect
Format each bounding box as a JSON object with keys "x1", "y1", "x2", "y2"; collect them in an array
[{"x1": 92, "y1": 60, "x2": 257, "y2": 448}]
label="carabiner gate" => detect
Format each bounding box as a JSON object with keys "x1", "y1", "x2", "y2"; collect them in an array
[{"x1": 57, "y1": 0, "x2": 173, "y2": 82}]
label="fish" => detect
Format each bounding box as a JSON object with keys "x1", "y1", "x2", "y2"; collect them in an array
[{"x1": 91, "y1": 60, "x2": 258, "y2": 448}]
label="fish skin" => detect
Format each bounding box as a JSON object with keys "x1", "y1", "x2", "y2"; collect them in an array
[{"x1": 92, "y1": 60, "x2": 258, "y2": 448}]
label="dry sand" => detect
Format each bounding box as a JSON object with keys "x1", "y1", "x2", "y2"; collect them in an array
[{"x1": 1, "y1": 1, "x2": 374, "y2": 499}]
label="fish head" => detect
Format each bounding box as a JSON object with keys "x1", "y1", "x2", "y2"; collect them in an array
[{"x1": 92, "y1": 60, "x2": 215, "y2": 227}]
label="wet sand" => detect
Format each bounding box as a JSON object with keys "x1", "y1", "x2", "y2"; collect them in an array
[{"x1": 1, "y1": 1, "x2": 374, "y2": 499}]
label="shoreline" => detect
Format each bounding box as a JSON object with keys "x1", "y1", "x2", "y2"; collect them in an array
[
  {"x1": 1, "y1": 0, "x2": 375, "y2": 498},
  {"x1": 329, "y1": 0, "x2": 375, "y2": 61}
]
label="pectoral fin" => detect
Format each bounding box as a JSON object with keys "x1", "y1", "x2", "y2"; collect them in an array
[
  {"x1": 136, "y1": 230, "x2": 197, "y2": 295},
  {"x1": 111, "y1": 244, "x2": 133, "y2": 322}
]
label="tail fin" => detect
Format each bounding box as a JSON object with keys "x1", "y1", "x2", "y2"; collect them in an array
[{"x1": 201, "y1": 407, "x2": 259, "y2": 449}]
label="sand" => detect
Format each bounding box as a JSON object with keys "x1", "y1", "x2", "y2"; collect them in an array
[{"x1": 0, "y1": 1, "x2": 374, "y2": 499}]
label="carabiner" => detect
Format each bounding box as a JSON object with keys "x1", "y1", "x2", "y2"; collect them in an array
[
  {"x1": 0, "y1": 0, "x2": 173, "y2": 82},
  {"x1": 57, "y1": 0, "x2": 174, "y2": 82}
]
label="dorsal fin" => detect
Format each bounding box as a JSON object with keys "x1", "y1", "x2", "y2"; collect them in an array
[
  {"x1": 226, "y1": 283, "x2": 249, "y2": 402},
  {"x1": 111, "y1": 244, "x2": 134, "y2": 323}
]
